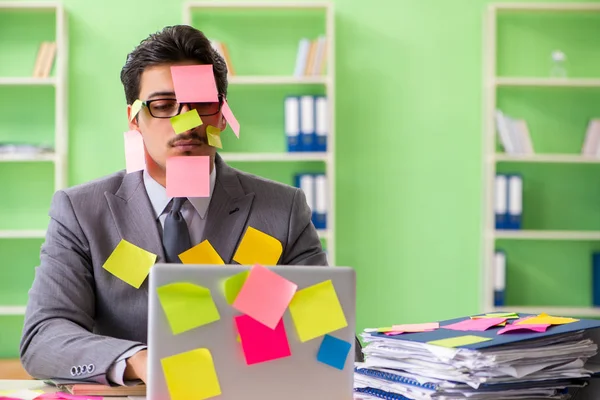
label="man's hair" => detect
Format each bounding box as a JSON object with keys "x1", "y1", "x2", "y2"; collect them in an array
[{"x1": 120, "y1": 25, "x2": 228, "y2": 105}]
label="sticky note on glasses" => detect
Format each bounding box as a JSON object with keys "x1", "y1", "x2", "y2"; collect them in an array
[
  {"x1": 171, "y1": 64, "x2": 219, "y2": 103},
  {"x1": 171, "y1": 109, "x2": 203, "y2": 134},
  {"x1": 222, "y1": 99, "x2": 240, "y2": 138},
  {"x1": 102, "y1": 239, "x2": 157, "y2": 289},
  {"x1": 123, "y1": 130, "x2": 145, "y2": 173},
  {"x1": 206, "y1": 125, "x2": 223, "y2": 149},
  {"x1": 166, "y1": 156, "x2": 210, "y2": 197},
  {"x1": 130, "y1": 99, "x2": 143, "y2": 121}
]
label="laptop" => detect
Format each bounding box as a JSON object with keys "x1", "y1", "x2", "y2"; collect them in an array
[{"x1": 147, "y1": 264, "x2": 356, "y2": 400}]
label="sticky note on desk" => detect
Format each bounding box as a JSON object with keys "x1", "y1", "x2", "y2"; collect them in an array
[
  {"x1": 427, "y1": 335, "x2": 492, "y2": 348},
  {"x1": 223, "y1": 270, "x2": 249, "y2": 305},
  {"x1": 232, "y1": 264, "x2": 297, "y2": 329},
  {"x1": 166, "y1": 155, "x2": 209, "y2": 198},
  {"x1": 157, "y1": 282, "x2": 220, "y2": 335},
  {"x1": 171, "y1": 64, "x2": 219, "y2": 103},
  {"x1": 235, "y1": 315, "x2": 291, "y2": 365},
  {"x1": 443, "y1": 317, "x2": 506, "y2": 332},
  {"x1": 515, "y1": 313, "x2": 578, "y2": 326},
  {"x1": 289, "y1": 279, "x2": 347, "y2": 342},
  {"x1": 161, "y1": 348, "x2": 221, "y2": 400},
  {"x1": 124, "y1": 130, "x2": 145, "y2": 173},
  {"x1": 233, "y1": 226, "x2": 282, "y2": 266},
  {"x1": 102, "y1": 239, "x2": 156, "y2": 289},
  {"x1": 179, "y1": 240, "x2": 224, "y2": 264},
  {"x1": 170, "y1": 108, "x2": 203, "y2": 134},
  {"x1": 0, "y1": 389, "x2": 43, "y2": 400}
]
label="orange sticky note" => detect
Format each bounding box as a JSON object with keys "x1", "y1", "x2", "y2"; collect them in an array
[
  {"x1": 166, "y1": 156, "x2": 210, "y2": 198},
  {"x1": 515, "y1": 313, "x2": 578, "y2": 326},
  {"x1": 233, "y1": 226, "x2": 282, "y2": 266},
  {"x1": 161, "y1": 348, "x2": 221, "y2": 400},
  {"x1": 170, "y1": 109, "x2": 203, "y2": 134},
  {"x1": 179, "y1": 240, "x2": 224, "y2": 264},
  {"x1": 232, "y1": 264, "x2": 297, "y2": 329},
  {"x1": 171, "y1": 65, "x2": 219, "y2": 103},
  {"x1": 222, "y1": 99, "x2": 240, "y2": 138},
  {"x1": 206, "y1": 125, "x2": 223, "y2": 149},
  {"x1": 123, "y1": 130, "x2": 145, "y2": 173},
  {"x1": 102, "y1": 239, "x2": 156, "y2": 289}
]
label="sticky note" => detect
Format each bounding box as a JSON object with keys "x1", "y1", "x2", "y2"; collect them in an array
[
  {"x1": 235, "y1": 315, "x2": 291, "y2": 365},
  {"x1": 0, "y1": 390, "x2": 44, "y2": 400},
  {"x1": 179, "y1": 240, "x2": 224, "y2": 264},
  {"x1": 232, "y1": 264, "x2": 297, "y2": 329},
  {"x1": 472, "y1": 312, "x2": 519, "y2": 319},
  {"x1": 427, "y1": 335, "x2": 492, "y2": 348},
  {"x1": 317, "y1": 334, "x2": 351, "y2": 370},
  {"x1": 161, "y1": 348, "x2": 221, "y2": 400},
  {"x1": 223, "y1": 270, "x2": 249, "y2": 305},
  {"x1": 221, "y1": 99, "x2": 240, "y2": 138},
  {"x1": 515, "y1": 313, "x2": 578, "y2": 326},
  {"x1": 289, "y1": 279, "x2": 347, "y2": 342},
  {"x1": 123, "y1": 130, "x2": 145, "y2": 173},
  {"x1": 171, "y1": 64, "x2": 219, "y2": 103},
  {"x1": 498, "y1": 323, "x2": 550, "y2": 334},
  {"x1": 129, "y1": 99, "x2": 143, "y2": 121},
  {"x1": 442, "y1": 317, "x2": 506, "y2": 331},
  {"x1": 206, "y1": 125, "x2": 223, "y2": 149},
  {"x1": 364, "y1": 327, "x2": 393, "y2": 333},
  {"x1": 166, "y1": 155, "x2": 210, "y2": 198},
  {"x1": 170, "y1": 108, "x2": 203, "y2": 134},
  {"x1": 391, "y1": 322, "x2": 439, "y2": 332},
  {"x1": 233, "y1": 226, "x2": 282, "y2": 266},
  {"x1": 157, "y1": 282, "x2": 220, "y2": 335},
  {"x1": 35, "y1": 393, "x2": 102, "y2": 400},
  {"x1": 102, "y1": 239, "x2": 156, "y2": 289}
]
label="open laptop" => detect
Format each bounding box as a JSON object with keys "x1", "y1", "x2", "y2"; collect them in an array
[{"x1": 147, "y1": 264, "x2": 356, "y2": 400}]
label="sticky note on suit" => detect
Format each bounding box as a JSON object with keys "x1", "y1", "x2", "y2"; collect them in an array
[
  {"x1": 170, "y1": 109, "x2": 203, "y2": 134},
  {"x1": 170, "y1": 64, "x2": 219, "y2": 103},
  {"x1": 179, "y1": 240, "x2": 224, "y2": 264},
  {"x1": 157, "y1": 282, "x2": 220, "y2": 335},
  {"x1": 102, "y1": 239, "x2": 156, "y2": 289},
  {"x1": 161, "y1": 348, "x2": 221, "y2": 400},
  {"x1": 166, "y1": 155, "x2": 210, "y2": 198},
  {"x1": 123, "y1": 130, "x2": 145, "y2": 173},
  {"x1": 235, "y1": 315, "x2": 291, "y2": 365},
  {"x1": 233, "y1": 226, "x2": 282, "y2": 266},
  {"x1": 288, "y1": 279, "x2": 347, "y2": 342}
]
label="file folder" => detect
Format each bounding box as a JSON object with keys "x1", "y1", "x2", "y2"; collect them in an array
[
  {"x1": 313, "y1": 174, "x2": 327, "y2": 230},
  {"x1": 494, "y1": 250, "x2": 506, "y2": 307},
  {"x1": 507, "y1": 174, "x2": 523, "y2": 230},
  {"x1": 495, "y1": 174, "x2": 508, "y2": 230},
  {"x1": 299, "y1": 95, "x2": 316, "y2": 151},
  {"x1": 285, "y1": 96, "x2": 301, "y2": 152},
  {"x1": 315, "y1": 96, "x2": 327, "y2": 152}
]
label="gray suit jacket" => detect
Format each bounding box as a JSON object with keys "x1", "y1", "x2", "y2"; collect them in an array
[{"x1": 20, "y1": 154, "x2": 347, "y2": 385}]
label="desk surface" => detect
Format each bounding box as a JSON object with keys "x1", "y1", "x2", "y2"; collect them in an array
[{"x1": 0, "y1": 380, "x2": 134, "y2": 399}]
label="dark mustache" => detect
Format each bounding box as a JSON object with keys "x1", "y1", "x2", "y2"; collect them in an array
[{"x1": 169, "y1": 130, "x2": 207, "y2": 146}]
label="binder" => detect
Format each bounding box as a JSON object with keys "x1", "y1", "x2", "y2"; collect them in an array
[
  {"x1": 592, "y1": 252, "x2": 600, "y2": 307},
  {"x1": 296, "y1": 174, "x2": 315, "y2": 216},
  {"x1": 354, "y1": 387, "x2": 411, "y2": 400},
  {"x1": 313, "y1": 174, "x2": 327, "y2": 230},
  {"x1": 494, "y1": 250, "x2": 506, "y2": 307},
  {"x1": 315, "y1": 96, "x2": 327, "y2": 152},
  {"x1": 299, "y1": 95, "x2": 316, "y2": 151},
  {"x1": 285, "y1": 96, "x2": 301, "y2": 152},
  {"x1": 355, "y1": 367, "x2": 437, "y2": 390},
  {"x1": 494, "y1": 174, "x2": 508, "y2": 230},
  {"x1": 507, "y1": 174, "x2": 523, "y2": 230}
]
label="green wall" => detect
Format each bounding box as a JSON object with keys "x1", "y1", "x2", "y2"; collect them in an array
[{"x1": 1, "y1": 0, "x2": 600, "y2": 358}]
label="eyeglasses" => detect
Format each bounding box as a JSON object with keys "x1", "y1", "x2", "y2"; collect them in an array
[{"x1": 141, "y1": 95, "x2": 223, "y2": 119}]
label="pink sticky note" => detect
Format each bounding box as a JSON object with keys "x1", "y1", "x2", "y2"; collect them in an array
[
  {"x1": 171, "y1": 65, "x2": 218, "y2": 103},
  {"x1": 35, "y1": 393, "x2": 103, "y2": 400},
  {"x1": 498, "y1": 323, "x2": 550, "y2": 335},
  {"x1": 124, "y1": 130, "x2": 145, "y2": 173},
  {"x1": 384, "y1": 331, "x2": 405, "y2": 336},
  {"x1": 232, "y1": 264, "x2": 297, "y2": 329},
  {"x1": 221, "y1": 99, "x2": 240, "y2": 138},
  {"x1": 166, "y1": 156, "x2": 210, "y2": 198},
  {"x1": 443, "y1": 317, "x2": 506, "y2": 332},
  {"x1": 391, "y1": 322, "x2": 439, "y2": 332},
  {"x1": 235, "y1": 315, "x2": 291, "y2": 365}
]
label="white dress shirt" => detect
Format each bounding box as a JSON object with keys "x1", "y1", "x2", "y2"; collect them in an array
[{"x1": 107, "y1": 166, "x2": 217, "y2": 385}]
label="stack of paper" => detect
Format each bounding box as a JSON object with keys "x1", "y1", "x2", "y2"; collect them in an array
[{"x1": 354, "y1": 312, "x2": 600, "y2": 399}]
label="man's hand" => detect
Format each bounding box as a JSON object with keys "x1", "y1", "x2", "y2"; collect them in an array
[{"x1": 124, "y1": 349, "x2": 148, "y2": 383}]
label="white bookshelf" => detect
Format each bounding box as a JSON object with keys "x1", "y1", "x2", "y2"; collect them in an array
[
  {"x1": 0, "y1": 2, "x2": 68, "y2": 317},
  {"x1": 183, "y1": 2, "x2": 336, "y2": 265},
  {"x1": 495, "y1": 153, "x2": 600, "y2": 164},
  {"x1": 495, "y1": 77, "x2": 600, "y2": 87},
  {"x1": 495, "y1": 230, "x2": 600, "y2": 241}
]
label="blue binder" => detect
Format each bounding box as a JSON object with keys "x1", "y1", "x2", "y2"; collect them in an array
[
  {"x1": 506, "y1": 174, "x2": 522, "y2": 230},
  {"x1": 494, "y1": 250, "x2": 506, "y2": 307},
  {"x1": 592, "y1": 252, "x2": 600, "y2": 307},
  {"x1": 314, "y1": 95, "x2": 327, "y2": 152},
  {"x1": 495, "y1": 174, "x2": 508, "y2": 230}
]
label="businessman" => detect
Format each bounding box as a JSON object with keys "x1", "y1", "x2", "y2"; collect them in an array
[{"x1": 19, "y1": 25, "x2": 360, "y2": 386}]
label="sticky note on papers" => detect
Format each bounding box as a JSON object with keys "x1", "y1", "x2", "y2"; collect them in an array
[
  {"x1": 166, "y1": 155, "x2": 210, "y2": 198},
  {"x1": 515, "y1": 313, "x2": 578, "y2": 326},
  {"x1": 442, "y1": 317, "x2": 506, "y2": 332},
  {"x1": 170, "y1": 109, "x2": 203, "y2": 134},
  {"x1": 102, "y1": 239, "x2": 156, "y2": 289},
  {"x1": 427, "y1": 335, "x2": 492, "y2": 348},
  {"x1": 221, "y1": 99, "x2": 240, "y2": 138},
  {"x1": 235, "y1": 315, "x2": 291, "y2": 365},
  {"x1": 317, "y1": 334, "x2": 351, "y2": 370},
  {"x1": 223, "y1": 270, "x2": 249, "y2": 305},
  {"x1": 233, "y1": 226, "x2": 282, "y2": 266},
  {"x1": 161, "y1": 348, "x2": 221, "y2": 400},
  {"x1": 206, "y1": 125, "x2": 223, "y2": 149},
  {"x1": 498, "y1": 323, "x2": 550, "y2": 334},
  {"x1": 472, "y1": 312, "x2": 519, "y2": 320},
  {"x1": 124, "y1": 130, "x2": 145, "y2": 173},
  {"x1": 232, "y1": 264, "x2": 297, "y2": 329},
  {"x1": 179, "y1": 240, "x2": 224, "y2": 264},
  {"x1": 157, "y1": 282, "x2": 220, "y2": 335},
  {"x1": 171, "y1": 64, "x2": 219, "y2": 103},
  {"x1": 289, "y1": 279, "x2": 347, "y2": 342},
  {"x1": 391, "y1": 322, "x2": 439, "y2": 332},
  {"x1": 129, "y1": 99, "x2": 143, "y2": 121}
]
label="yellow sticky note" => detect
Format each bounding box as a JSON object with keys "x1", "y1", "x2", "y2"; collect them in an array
[
  {"x1": 206, "y1": 125, "x2": 223, "y2": 149},
  {"x1": 223, "y1": 270, "x2": 249, "y2": 305},
  {"x1": 157, "y1": 282, "x2": 220, "y2": 334},
  {"x1": 515, "y1": 313, "x2": 578, "y2": 326},
  {"x1": 288, "y1": 279, "x2": 347, "y2": 342},
  {"x1": 161, "y1": 348, "x2": 221, "y2": 400},
  {"x1": 233, "y1": 226, "x2": 282, "y2": 266},
  {"x1": 179, "y1": 240, "x2": 224, "y2": 264},
  {"x1": 130, "y1": 99, "x2": 143, "y2": 121},
  {"x1": 102, "y1": 239, "x2": 156, "y2": 289},
  {"x1": 427, "y1": 335, "x2": 492, "y2": 348},
  {"x1": 170, "y1": 109, "x2": 203, "y2": 134}
]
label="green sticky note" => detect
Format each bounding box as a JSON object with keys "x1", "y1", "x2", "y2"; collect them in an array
[
  {"x1": 157, "y1": 282, "x2": 220, "y2": 335},
  {"x1": 102, "y1": 239, "x2": 157, "y2": 289},
  {"x1": 170, "y1": 109, "x2": 203, "y2": 134},
  {"x1": 427, "y1": 335, "x2": 492, "y2": 348},
  {"x1": 223, "y1": 271, "x2": 249, "y2": 305}
]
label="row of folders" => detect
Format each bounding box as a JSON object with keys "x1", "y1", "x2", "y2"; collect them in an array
[
  {"x1": 494, "y1": 174, "x2": 522, "y2": 230},
  {"x1": 295, "y1": 173, "x2": 327, "y2": 230},
  {"x1": 285, "y1": 96, "x2": 328, "y2": 152}
]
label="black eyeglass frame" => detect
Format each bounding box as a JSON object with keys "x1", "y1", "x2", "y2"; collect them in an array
[{"x1": 140, "y1": 93, "x2": 225, "y2": 119}]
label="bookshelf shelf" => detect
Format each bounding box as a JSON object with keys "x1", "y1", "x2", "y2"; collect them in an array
[
  {"x1": 0, "y1": 77, "x2": 56, "y2": 86},
  {"x1": 494, "y1": 153, "x2": 600, "y2": 164},
  {"x1": 184, "y1": 1, "x2": 331, "y2": 10},
  {"x1": 492, "y1": 3, "x2": 600, "y2": 12},
  {"x1": 0, "y1": 230, "x2": 46, "y2": 239},
  {"x1": 0, "y1": 306, "x2": 26, "y2": 316},
  {"x1": 495, "y1": 230, "x2": 600, "y2": 241},
  {"x1": 495, "y1": 77, "x2": 600, "y2": 88},
  {"x1": 220, "y1": 152, "x2": 328, "y2": 162},
  {"x1": 228, "y1": 75, "x2": 328, "y2": 85},
  {"x1": 493, "y1": 306, "x2": 600, "y2": 317},
  {"x1": 0, "y1": 153, "x2": 55, "y2": 162}
]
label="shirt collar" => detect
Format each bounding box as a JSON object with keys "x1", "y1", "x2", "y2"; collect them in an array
[{"x1": 142, "y1": 165, "x2": 217, "y2": 220}]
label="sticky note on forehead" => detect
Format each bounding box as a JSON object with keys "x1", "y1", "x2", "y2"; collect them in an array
[
  {"x1": 171, "y1": 64, "x2": 219, "y2": 103},
  {"x1": 166, "y1": 156, "x2": 210, "y2": 198}
]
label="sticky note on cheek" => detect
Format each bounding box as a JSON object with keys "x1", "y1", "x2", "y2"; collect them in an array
[
  {"x1": 102, "y1": 239, "x2": 157, "y2": 289},
  {"x1": 221, "y1": 99, "x2": 240, "y2": 138},
  {"x1": 161, "y1": 348, "x2": 221, "y2": 400},
  {"x1": 170, "y1": 109, "x2": 203, "y2": 134},
  {"x1": 233, "y1": 226, "x2": 282, "y2": 266},
  {"x1": 206, "y1": 125, "x2": 223, "y2": 149}
]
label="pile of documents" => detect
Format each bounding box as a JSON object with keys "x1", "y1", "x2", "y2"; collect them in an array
[{"x1": 353, "y1": 312, "x2": 600, "y2": 399}]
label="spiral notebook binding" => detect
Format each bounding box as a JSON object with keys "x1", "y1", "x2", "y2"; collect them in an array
[
  {"x1": 354, "y1": 387, "x2": 412, "y2": 400},
  {"x1": 355, "y1": 367, "x2": 437, "y2": 390}
]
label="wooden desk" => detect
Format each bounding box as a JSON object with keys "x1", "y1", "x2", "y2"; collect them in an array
[
  {"x1": 0, "y1": 380, "x2": 133, "y2": 399},
  {"x1": 0, "y1": 359, "x2": 31, "y2": 380}
]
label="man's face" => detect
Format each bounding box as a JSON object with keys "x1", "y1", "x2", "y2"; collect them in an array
[{"x1": 128, "y1": 61, "x2": 225, "y2": 175}]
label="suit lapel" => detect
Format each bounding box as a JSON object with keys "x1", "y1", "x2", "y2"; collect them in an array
[
  {"x1": 105, "y1": 171, "x2": 166, "y2": 262},
  {"x1": 202, "y1": 154, "x2": 254, "y2": 264}
]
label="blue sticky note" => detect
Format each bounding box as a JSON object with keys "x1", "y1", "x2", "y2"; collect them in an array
[{"x1": 316, "y1": 334, "x2": 351, "y2": 370}]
